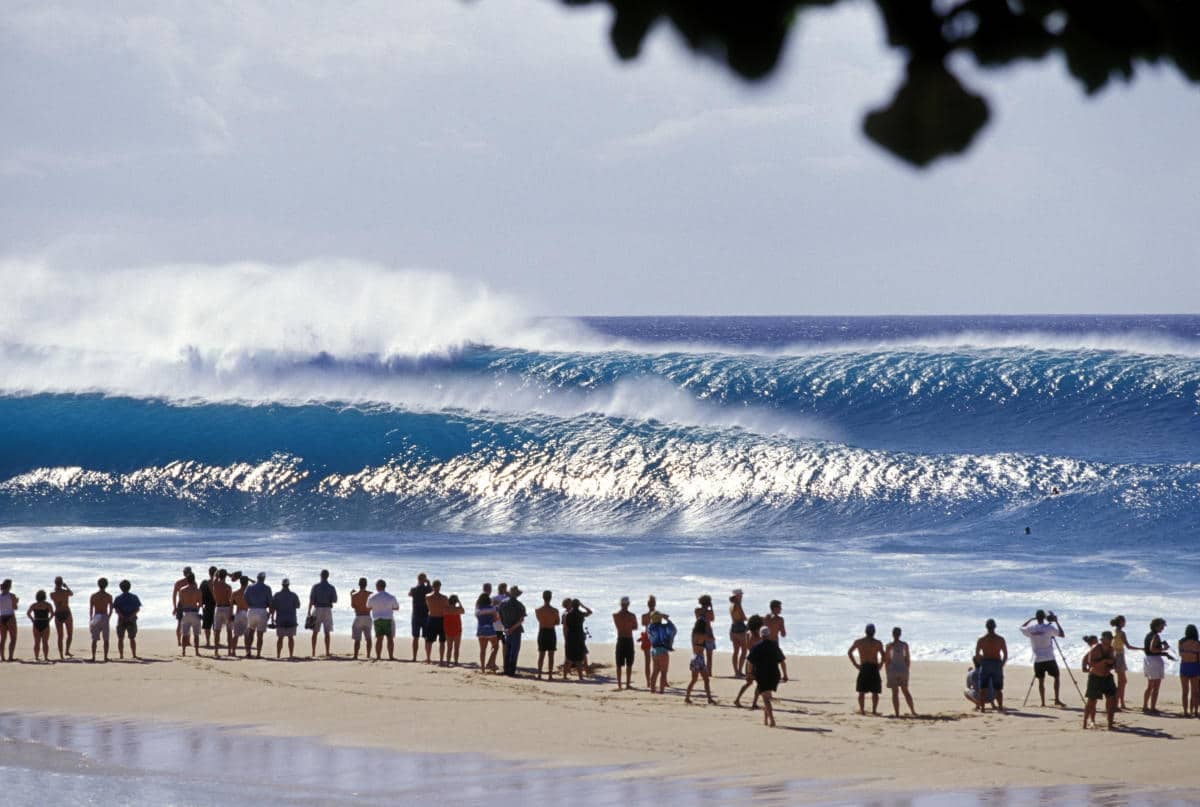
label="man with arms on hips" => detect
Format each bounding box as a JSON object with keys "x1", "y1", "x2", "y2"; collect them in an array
[
  {"x1": 89, "y1": 577, "x2": 113, "y2": 663},
  {"x1": 498, "y1": 585, "x2": 527, "y2": 677},
  {"x1": 534, "y1": 590, "x2": 560, "y2": 680},
  {"x1": 51, "y1": 576, "x2": 75, "y2": 659},
  {"x1": 974, "y1": 618, "x2": 1008, "y2": 712},
  {"x1": 244, "y1": 572, "x2": 273, "y2": 659},
  {"x1": 171, "y1": 566, "x2": 191, "y2": 647},
  {"x1": 847, "y1": 623, "x2": 885, "y2": 715},
  {"x1": 178, "y1": 572, "x2": 204, "y2": 656},
  {"x1": 367, "y1": 579, "x2": 399, "y2": 661},
  {"x1": 613, "y1": 596, "x2": 639, "y2": 690},
  {"x1": 112, "y1": 579, "x2": 142, "y2": 660},
  {"x1": 271, "y1": 578, "x2": 301, "y2": 659},
  {"x1": 424, "y1": 579, "x2": 450, "y2": 665},
  {"x1": 408, "y1": 572, "x2": 432, "y2": 662},
  {"x1": 211, "y1": 569, "x2": 235, "y2": 657},
  {"x1": 1021, "y1": 609, "x2": 1066, "y2": 707},
  {"x1": 307, "y1": 569, "x2": 338, "y2": 658},
  {"x1": 350, "y1": 578, "x2": 374, "y2": 660},
  {"x1": 230, "y1": 572, "x2": 250, "y2": 657}
]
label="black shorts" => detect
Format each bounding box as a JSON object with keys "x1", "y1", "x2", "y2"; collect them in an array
[
  {"x1": 615, "y1": 636, "x2": 635, "y2": 667},
  {"x1": 1086, "y1": 674, "x2": 1117, "y2": 700},
  {"x1": 1034, "y1": 659, "x2": 1060, "y2": 680},
  {"x1": 537, "y1": 626, "x2": 557, "y2": 652},
  {"x1": 424, "y1": 616, "x2": 445, "y2": 642},
  {"x1": 202, "y1": 605, "x2": 215, "y2": 630},
  {"x1": 411, "y1": 613, "x2": 427, "y2": 639},
  {"x1": 856, "y1": 662, "x2": 882, "y2": 694}
]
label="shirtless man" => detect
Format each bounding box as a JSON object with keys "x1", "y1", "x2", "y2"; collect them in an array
[
  {"x1": 171, "y1": 566, "x2": 192, "y2": 646},
  {"x1": 641, "y1": 596, "x2": 658, "y2": 689},
  {"x1": 350, "y1": 578, "x2": 373, "y2": 660},
  {"x1": 763, "y1": 600, "x2": 789, "y2": 682},
  {"x1": 974, "y1": 618, "x2": 1008, "y2": 712},
  {"x1": 848, "y1": 623, "x2": 885, "y2": 715},
  {"x1": 211, "y1": 569, "x2": 234, "y2": 657},
  {"x1": 424, "y1": 580, "x2": 450, "y2": 665},
  {"x1": 613, "y1": 596, "x2": 639, "y2": 690},
  {"x1": 1083, "y1": 631, "x2": 1118, "y2": 729},
  {"x1": 534, "y1": 591, "x2": 560, "y2": 679},
  {"x1": 88, "y1": 578, "x2": 114, "y2": 662},
  {"x1": 230, "y1": 572, "x2": 250, "y2": 657},
  {"x1": 51, "y1": 576, "x2": 75, "y2": 659},
  {"x1": 177, "y1": 572, "x2": 204, "y2": 657}
]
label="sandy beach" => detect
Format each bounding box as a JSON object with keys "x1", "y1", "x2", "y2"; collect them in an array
[{"x1": 3, "y1": 629, "x2": 1197, "y2": 801}]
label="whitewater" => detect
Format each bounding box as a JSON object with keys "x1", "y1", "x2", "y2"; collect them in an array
[{"x1": 1, "y1": 261, "x2": 1198, "y2": 661}]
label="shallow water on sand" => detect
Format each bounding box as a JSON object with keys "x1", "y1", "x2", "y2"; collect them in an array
[{"x1": 0, "y1": 713, "x2": 1190, "y2": 806}]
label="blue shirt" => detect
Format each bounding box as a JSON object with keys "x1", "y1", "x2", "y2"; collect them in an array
[
  {"x1": 309, "y1": 581, "x2": 338, "y2": 608},
  {"x1": 271, "y1": 590, "x2": 301, "y2": 628},
  {"x1": 113, "y1": 592, "x2": 141, "y2": 618},
  {"x1": 245, "y1": 582, "x2": 272, "y2": 609}
]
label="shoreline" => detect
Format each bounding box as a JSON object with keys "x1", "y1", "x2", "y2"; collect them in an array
[{"x1": 3, "y1": 630, "x2": 1198, "y2": 796}]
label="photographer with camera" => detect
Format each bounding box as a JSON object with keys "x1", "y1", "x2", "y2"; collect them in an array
[{"x1": 1020, "y1": 609, "x2": 1066, "y2": 707}]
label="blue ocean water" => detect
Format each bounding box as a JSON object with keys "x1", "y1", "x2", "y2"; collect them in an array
[{"x1": 1, "y1": 310, "x2": 1197, "y2": 659}]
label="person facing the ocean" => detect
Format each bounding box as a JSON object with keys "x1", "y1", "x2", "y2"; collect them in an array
[
  {"x1": 475, "y1": 587, "x2": 500, "y2": 672},
  {"x1": 444, "y1": 594, "x2": 465, "y2": 665},
  {"x1": 51, "y1": 576, "x2": 74, "y2": 659},
  {"x1": 973, "y1": 619, "x2": 1008, "y2": 712},
  {"x1": 729, "y1": 589, "x2": 748, "y2": 677},
  {"x1": 1020, "y1": 610, "x2": 1066, "y2": 707},
  {"x1": 244, "y1": 572, "x2": 273, "y2": 659},
  {"x1": 735, "y1": 614, "x2": 766, "y2": 709},
  {"x1": 695, "y1": 595, "x2": 716, "y2": 676},
  {"x1": 27, "y1": 590, "x2": 53, "y2": 661},
  {"x1": 848, "y1": 624, "x2": 885, "y2": 715},
  {"x1": 640, "y1": 595, "x2": 657, "y2": 688},
  {"x1": 884, "y1": 626, "x2": 917, "y2": 717},
  {"x1": 1109, "y1": 615, "x2": 1140, "y2": 711},
  {"x1": 211, "y1": 569, "x2": 234, "y2": 657},
  {"x1": 350, "y1": 578, "x2": 373, "y2": 660},
  {"x1": 0, "y1": 579, "x2": 17, "y2": 662},
  {"x1": 1179, "y1": 625, "x2": 1200, "y2": 718},
  {"x1": 307, "y1": 569, "x2": 337, "y2": 658},
  {"x1": 613, "y1": 596, "x2": 638, "y2": 690},
  {"x1": 685, "y1": 618, "x2": 717, "y2": 706},
  {"x1": 424, "y1": 579, "x2": 450, "y2": 665},
  {"x1": 171, "y1": 567, "x2": 190, "y2": 647},
  {"x1": 199, "y1": 566, "x2": 218, "y2": 649},
  {"x1": 563, "y1": 599, "x2": 592, "y2": 680},
  {"x1": 1083, "y1": 631, "x2": 1118, "y2": 730},
  {"x1": 763, "y1": 600, "x2": 788, "y2": 683},
  {"x1": 647, "y1": 611, "x2": 675, "y2": 694},
  {"x1": 231, "y1": 572, "x2": 251, "y2": 657},
  {"x1": 408, "y1": 572, "x2": 432, "y2": 662},
  {"x1": 271, "y1": 578, "x2": 301, "y2": 659},
  {"x1": 178, "y1": 572, "x2": 204, "y2": 656},
  {"x1": 112, "y1": 579, "x2": 141, "y2": 660},
  {"x1": 747, "y1": 625, "x2": 786, "y2": 727},
  {"x1": 1142, "y1": 617, "x2": 1171, "y2": 714},
  {"x1": 534, "y1": 590, "x2": 559, "y2": 679},
  {"x1": 498, "y1": 585, "x2": 527, "y2": 676},
  {"x1": 88, "y1": 577, "x2": 113, "y2": 663},
  {"x1": 367, "y1": 579, "x2": 399, "y2": 661}
]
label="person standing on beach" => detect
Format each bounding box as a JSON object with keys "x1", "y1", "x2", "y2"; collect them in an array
[
  {"x1": 498, "y1": 586, "x2": 527, "y2": 676},
  {"x1": 307, "y1": 569, "x2": 337, "y2": 658},
  {"x1": 534, "y1": 590, "x2": 559, "y2": 679},
  {"x1": 747, "y1": 626, "x2": 785, "y2": 727},
  {"x1": 735, "y1": 614, "x2": 766, "y2": 709},
  {"x1": 244, "y1": 572, "x2": 273, "y2": 659},
  {"x1": 884, "y1": 626, "x2": 917, "y2": 717},
  {"x1": 563, "y1": 599, "x2": 592, "y2": 680},
  {"x1": 88, "y1": 578, "x2": 113, "y2": 662},
  {"x1": 973, "y1": 619, "x2": 1008, "y2": 712},
  {"x1": 27, "y1": 591, "x2": 53, "y2": 661},
  {"x1": 409, "y1": 572, "x2": 432, "y2": 662},
  {"x1": 848, "y1": 624, "x2": 885, "y2": 715},
  {"x1": 199, "y1": 566, "x2": 218, "y2": 648},
  {"x1": 0, "y1": 579, "x2": 17, "y2": 661},
  {"x1": 271, "y1": 578, "x2": 301, "y2": 659},
  {"x1": 1178, "y1": 625, "x2": 1200, "y2": 718},
  {"x1": 112, "y1": 579, "x2": 141, "y2": 660},
  {"x1": 444, "y1": 594, "x2": 464, "y2": 665},
  {"x1": 1083, "y1": 631, "x2": 1118, "y2": 730},
  {"x1": 178, "y1": 572, "x2": 204, "y2": 656},
  {"x1": 1020, "y1": 610, "x2": 1066, "y2": 707},
  {"x1": 475, "y1": 589, "x2": 500, "y2": 672},
  {"x1": 424, "y1": 579, "x2": 449, "y2": 665},
  {"x1": 763, "y1": 601, "x2": 789, "y2": 683},
  {"x1": 51, "y1": 576, "x2": 74, "y2": 659},
  {"x1": 231, "y1": 572, "x2": 250, "y2": 657},
  {"x1": 211, "y1": 569, "x2": 234, "y2": 657},
  {"x1": 1142, "y1": 617, "x2": 1171, "y2": 714},
  {"x1": 640, "y1": 595, "x2": 657, "y2": 688},
  {"x1": 367, "y1": 579, "x2": 399, "y2": 660},
  {"x1": 350, "y1": 578, "x2": 373, "y2": 660},
  {"x1": 1109, "y1": 615, "x2": 1140, "y2": 711},
  {"x1": 171, "y1": 567, "x2": 191, "y2": 646},
  {"x1": 729, "y1": 590, "x2": 748, "y2": 677},
  {"x1": 685, "y1": 619, "x2": 717, "y2": 705},
  {"x1": 613, "y1": 596, "x2": 638, "y2": 690},
  {"x1": 695, "y1": 595, "x2": 716, "y2": 676},
  {"x1": 647, "y1": 611, "x2": 675, "y2": 694}
]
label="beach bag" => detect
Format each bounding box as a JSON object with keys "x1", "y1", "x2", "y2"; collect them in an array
[{"x1": 304, "y1": 615, "x2": 316, "y2": 630}]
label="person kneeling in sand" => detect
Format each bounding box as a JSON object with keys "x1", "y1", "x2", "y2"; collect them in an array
[
  {"x1": 965, "y1": 656, "x2": 996, "y2": 708},
  {"x1": 1083, "y1": 631, "x2": 1118, "y2": 730},
  {"x1": 848, "y1": 623, "x2": 885, "y2": 715},
  {"x1": 884, "y1": 626, "x2": 917, "y2": 717}
]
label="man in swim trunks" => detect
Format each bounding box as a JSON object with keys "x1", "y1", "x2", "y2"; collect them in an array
[
  {"x1": 848, "y1": 623, "x2": 885, "y2": 715},
  {"x1": 178, "y1": 572, "x2": 204, "y2": 656},
  {"x1": 87, "y1": 578, "x2": 113, "y2": 662},
  {"x1": 1020, "y1": 610, "x2": 1066, "y2": 707},
  {"x1": 424, "y1": 579, "x2": 449, "y2": 665},
  {"x1": 199, "y1": 566, "x2": 218, "y2": 649},
  {"x1": 367, "y1": 579, "x2": 399, "y2": 660},
  {"x1": 613, "y1": 596, "x2": 638, "y2": 690},
  {"x1": 763, "y1": 600, "x2": 789, "y2": 683},
  {"x1": 408, "y1": 572, "x2": 432, "y2": 662},
  {"x1": 307, "y1": 569, "x2": 338, "y2": 658},
  {"x1": 112, "y1": 579, "x2": 141, "y2": 660},
  {"x1": 230, "y1": 572, "x2": 250, "y2": 657},
  {"x1": 211, "y1": 569, "x2": 234, "y2": 657},
  {"x1": 51, "y1": 576, "x2": 74, "y2": 659},
  {"x1": 535, "y1": 590, "x2": 560, "y2": 679},
  {"x1": 271, "y1": 578, "x2": 301, "y2": 659},
  {"x1": 244, "y1": 572, "x2": 273, "y2": 659},
  {"x1": 350, "y1": 578, "x2": 374, "y2": 660},
  {"x1": 974, "y1": 618, "x2": 1008, "y2": 712},
  {"x1": 0, "y1": 579, "x2": 18, "y2": 662},
  {"x1": 172, "y1": 566, "x2": 192, "y2": 647},
  {"x1": 1083, "y1": 630, "x2": 1118, "y2": 730}
]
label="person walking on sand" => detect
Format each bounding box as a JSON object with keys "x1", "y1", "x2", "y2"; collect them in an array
[
  {"x1": 729, "y1": 589, "x2": 749, "y2": 677},
  {"x1": 563, "y1": 599, "x2": 592, "y2": 680},
  {"x1": 685, "y1": 619, "x2": 716, "y2": 705},
  {"x1": 178, "y1": 572, "x2": 204, "y2": 656},
  {"x1": 444, "y1": 594, "x2": 465, "y2": 665},
  {"x1": 199, "y1": 566, "x2": 218, "y2": 648},
  {"x1": 848, "y1": 624, "x2": 886, "y2": 715},
  {"x1": 27, "y1": 591, "x2": 53, "y2": 661},
  {"x1": 231, "y1": 572, "x2": 250, "y2": 657},
  {"x1": 647, "y1": 611, "x2": 675, "y2": 694},
  {"x1": 368, "y1": 579, "x2": 399, "y2": 660},
  {"x1": 1083, "y1": 631, "x2": 1119, "y2": 730},
  {"x1": 763, "y1": 600, "x2": 789, "y2": 683},
  {"x1": 112, "y1": 579, "x2": 141, "y2": 660},
  {"x1": 171, "y1": 567, "x2": 191, "y2": 647},
  {"x1": 89, "y1": 578, "x2": 113, "y2": 662},
  {"x1": 51, "y1": 576, "x2": 74, "y2": 659},
  {"x1": 974, "y1": 619, "x2": 1008, "y2": 712},
  {"x1": 211, "y1": 569, "x2": 234, "y2": 657},
  {"x1": 1021, "y1": 610, "x2": 1066, "y2": 707},
  {"x1": 307, "y1": 569, "x2": 337, "y2": 658},
  {"x1": 408, "y1": 572, "x2": 432, "y2": 662},
  {"x1": 640, "y1": 595, "x2": 658, "y2": 688},
  {"x1": 244, "y1": 572, "x2": 273, "y2": 659},
  {"x1": 350, "y1": 578, "x2": 374, "y2": 660},
  {"x1": 498, "y1": 585, "x2": 527, "y2": 677},
  {"x1": 1142, "y1": 617, "x2": 1172, "y2": 714},
  {"x1": 0, "y1": 579, "x2": 18, "y2": 662},
  {"x1": 534, "y1": 590, "x2": 559, "y2": 679},
  {"x1": 475, "y1": 588, "x2": 500, "y2": 672},
  {"x1": 613, "y1": 596, "x2": 638, "y2": 690},
  {"x1": 748, "y1": 626, "x2": 786, "y2": 727},
  {"x1": 1109, "y1": 615, "x2": 1140, "y2": 711},
  {"x1": 884, "y1": 626, "x2": 917, "y2": 717},
  {"x1": 424, "y1": 579, "x2": 450, "y2": 665},
  {"x1": 735, "y1": 614, "x2": 766, "y2": 708},
  {"x1": 1178, "y1": 625, "x2": 1200, "y2": 718},
  {"x1": 695, "y1": 595, "x2": 716, "y2": 676}
]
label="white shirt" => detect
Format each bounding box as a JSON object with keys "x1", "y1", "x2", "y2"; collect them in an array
[
  {"x1": 366, "y1": 591, "x2": 399, "y2": 620},
  {"x1": 1021, "y1": 622, "x2": 1063, "y2": 662}
]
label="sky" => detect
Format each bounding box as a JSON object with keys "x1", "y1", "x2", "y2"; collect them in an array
[{"x1": 2, "y1": 0, "x2": 1198, "y2": 316}]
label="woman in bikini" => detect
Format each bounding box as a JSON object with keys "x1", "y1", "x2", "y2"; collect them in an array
[
  {"x1": 647, "y1": 612, "x2": 674, "y2": 694},
  {"x1": 1142, "y1": 617, "x2": 1171, "y2": 714},
  {"x1": 640, "y1": 595, "x2": 657, "y2": 688},
  {"x1": 729, "y1": 589, "x2": 748, "y2": 678},
  {"x1": 685, "y1": 620, "x2": 716, "y2": 705},
  {"x1": 1108, "y1": 615, "x2": 1141, "y2": 711},
  {"x1": 444, "y1": 594, "x2": 465, "y2": 666},
  {"x1": 27, "y1": 590, "x2": 54, "y2": 662},
  {"x1": 695, "y1": 594, "x2": 716, "y2": 676},
  {"x1": 1177, "y1": 624, "x2": 1200, "y2": 718},
  {"x1": 474, "y1": 592, "x2": 500, "y2": 673}
]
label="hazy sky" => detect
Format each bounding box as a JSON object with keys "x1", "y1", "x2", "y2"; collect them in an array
[{"x1": 3, "y1": 1, "x2": 1198, "y2": 315}]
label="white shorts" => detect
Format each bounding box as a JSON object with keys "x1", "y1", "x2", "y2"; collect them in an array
[
  {"x1": 213, "y1": 606, "x2": 234, "y2": 634},
  {"x1": 233, "y1": 611, "x2": 248, "y2": 638},
  {"x1": 180, "y1": 611, "x2": 202, "y2": 638},
  {"x1": 352, "y1": 614, "x2": 372, "y2": 642},
  {"x1": 311, "y1": 606, "x2": 334, "y2": 634},
  {"x1": 1144, "y1": 655, "x2": 1165, "y2": 681},
  {"x1": 247, "y1": 608, "x2": 269, "y2": 635},
  {"x1": 90, "y1": 615, "x2": 110, "y2": 641}
]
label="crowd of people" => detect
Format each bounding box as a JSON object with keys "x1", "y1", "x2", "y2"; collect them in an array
[{"x1": 2, "y1": 571, "x2": 1198, "y2": 731}]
